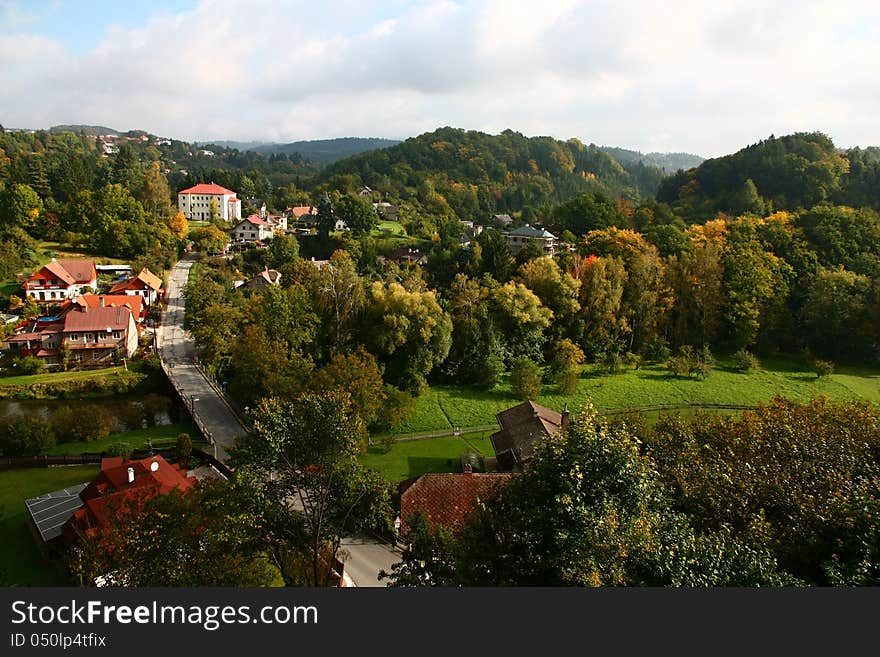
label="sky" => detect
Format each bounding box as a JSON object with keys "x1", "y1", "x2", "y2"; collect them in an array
[{"x1": 1, "y1": 0, "x2": 879, "y2": 158}]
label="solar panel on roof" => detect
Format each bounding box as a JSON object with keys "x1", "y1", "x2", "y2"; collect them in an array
[{"x1": 24, "y1": 483, "x2": 88, "y2": 542}]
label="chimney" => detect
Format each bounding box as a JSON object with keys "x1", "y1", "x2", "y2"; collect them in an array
[
  {"x1": 561, "y1": 403, "x2": 570, "y2": 429},
  {"x1": 99, "y1": 296, "x2": 105, "y2": 308},
  {"x1": 463, "y1": 461, "x2": 473, "y2": 475},
  {"x1": 127, "y1": 466, "x2": 135, "y2": 483}
]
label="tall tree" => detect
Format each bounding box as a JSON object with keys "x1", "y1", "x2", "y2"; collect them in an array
[{"x1": 231, "y1": 391, "x2": 392, "y2": 586}]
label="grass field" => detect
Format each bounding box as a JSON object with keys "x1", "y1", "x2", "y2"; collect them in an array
[
  {"x1": 361, "y1": 433, "x2": 495, "y2": 482},
  {"x1": 362, "y1": 356, "x2": 880, "y2": 482},
  {"x1": 42, "y1": 422, "x2": 195, "y2": 456},
  {"x1": 0, "y1": 466, "x2": 100, "y2": 586},
  {"x1": 0, "y1": 366, "x2": 127, "y2": 387},
  {"x1": 385, "y1": 356, "x2": 880, "y2": 435}
]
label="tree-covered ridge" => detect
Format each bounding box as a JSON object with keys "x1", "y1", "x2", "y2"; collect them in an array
[
  {"x1": 250, "y1": 137, "x2": 402, "y2": 165},
  {"x1": 657, "y1": 132, "x2": 880, "y2": 220},
  {"x1": 600, "y1": 147, "x2": 704, "y2": 174},
  {"x1": 315, "y1": 127, "x2": 668, "y2": 223}
]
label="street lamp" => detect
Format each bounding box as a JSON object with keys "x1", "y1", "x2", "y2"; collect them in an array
[{"x1": 190, "y1": 395, "x2": 200, "y2": 431}]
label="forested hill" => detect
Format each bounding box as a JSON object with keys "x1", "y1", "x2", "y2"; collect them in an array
[
  {"x1": 315, "y1": 127, "x2": 668, "y2": 223},
  {"x1": 250, "y1": 138, "x2": 401, "y2": 165},
  {"x1": 601, "y1": 147, "x2": 704, "y2": 173},
  {"x1": 656, "y1": 132, "x2": 880, "y2": 221}
]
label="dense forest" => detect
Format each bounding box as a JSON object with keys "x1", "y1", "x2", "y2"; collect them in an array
[{"x1": 314, "y1": 127, "x2": 669, "y2": 222}]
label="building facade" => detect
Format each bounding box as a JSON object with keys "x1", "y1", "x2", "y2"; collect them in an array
[
  {"x1": 504, "y1": 224, "x2": 559, "y2": 256},
  {"x1": 177, "y1": 182, "x2": 242, "y2": 222},
  {"x1": 23, "y1": 259, "x2": 98, "y2": 304}
]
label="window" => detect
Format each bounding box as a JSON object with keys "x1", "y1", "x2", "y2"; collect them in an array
[
  {"x1": 94, "y1": 351, "x2": 102, "y2": 360},
  {"x1": 113, "y1": 331, "x2": 121, "y2": 340},
  {"x1": 70, "y1": 333, "x2": 79, "y2": 341}
]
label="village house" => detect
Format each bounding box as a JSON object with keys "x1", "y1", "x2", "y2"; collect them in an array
[
  {"x1": 177, "y1": 182, "x2": 242, "y2": 222},
  {"x1": 108, "y1": 268, "x2": 164, "y2": 307},
  {"x1": 265, "y1": 214, "x2": 288, "y2": 232},
  {"x1": 246, "y1": 268, "x2": 282, "y2": 291},
  {"x1": 2, "y1": 303, "x2": 138, "y2": 368},
  {"x1": 23, "y1": 259, "x2": 97, "y2": 305},
  {"x1": 493, "y1": 213, "x2": 514, "y2": 227},
  {"x1": 397, "y1": 467, "x2": 511, "y2": 539},
  {"x1": 387, "y1": 247, "x2": 428, "y2": 265},
  {"x1": 245, "y1": 197, "x2": 267, "y2": 217},
  {"x1": 287, "y1": 205, "x2": 318, "y2": 225},
  {"x1": 504, "y1": 224, "x2": 559, "y2": 257},
  {"x1": 373, "y1": 201, "x2": 399, "y2": 221},
  {"x1": 489, "y1": 401, "x2": 569, "y2": 471},
  {"x1": 231, "y1": 215, "x2": 275, "y2": 244},
  {"x1": 24, "y1": 455, "x2": 196, "y2": 549},
  {"x1": 63, "y1": 293, "x2": 145, "y2": 323}
]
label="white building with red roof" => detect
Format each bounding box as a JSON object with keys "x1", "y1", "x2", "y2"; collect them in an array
[
  {"x1": 177, "y1": 182, "x2": 242, "y2": 222},
  {"x1": 23, "y1": 258, "x2": 98, "y2": 304},
  {"x1": 231, "y1": 214, "x2": 275, "y2": 244}
]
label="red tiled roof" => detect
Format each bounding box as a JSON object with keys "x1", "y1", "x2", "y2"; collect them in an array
[
  {"x1": 67, "y1": 455, "x2": 196, "y2": 539},
  {"x1": 108, "y1": 268, "x2": 163, "y2": 294},
  {"x1": 244, "y1": 214, "x2": 268, "y2": 226},
  {"x1": 67, "y1": 294, "x2": 144, "y2": 318},
  {"x1": 289, "y1": 205, "x2": 317, "y2": 218},
  {"x1": 62, "y1": 305, "x2": 133, "y2": 332},
  {"x1": 400, "y1": 472, "x2": 511, "y2": 535},
  {"x1": 178, "y1": 182, "x2": 237, "y2": 195}
]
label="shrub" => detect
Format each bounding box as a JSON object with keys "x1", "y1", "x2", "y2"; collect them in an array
[
  {"x1": 14, "y1": 355, "x2": 44, "y2": 375},
  {"x1": 510, "y1": 358, "x2": 542, "y2": 400},
  {"x1": 732, "y1": 349, "x2": 760, "y2": 372},
  {"x1": 666, "y1": 345, "x2": 713, "y2": 379},
  {"x1": 51, "y1": 404, "x2": 114, "y2": 442},
  {"x1": 176, "y1": 432, "x2": 193, "y2": 467},
  {"x1": 644, "y1": 336, "x2": 671, "y2": 363},
  {"x1": 105, "y1": 441, "x2": 132, "y2": 458},
  {"x1": 0, "y1": 417, "x2": 55, "y2": 456},
  {"x1": 602, "y1": 351, "x2": 624, "y2": 374},
  {"x1": 814, "y1": 359, "x2": 835, "y2": 378}
]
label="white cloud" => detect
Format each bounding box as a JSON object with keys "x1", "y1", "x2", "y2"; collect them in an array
[{"x1": 1, "y1": 0, "x2": 878, "y2": 156}]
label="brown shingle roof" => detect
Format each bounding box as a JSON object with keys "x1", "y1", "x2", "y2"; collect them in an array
[
  {"x1": 62, "y1": 305, "x2": 132, "y2": 332},
  {"x1": 400, "y1": 473, "x2": 511, "y2": 535},
  {"x1": 56, "y1": 260, "x2": 96, "y2": 284},
  {"x1": 491, "y1": 400, "x2": 565, "y2": 470}
]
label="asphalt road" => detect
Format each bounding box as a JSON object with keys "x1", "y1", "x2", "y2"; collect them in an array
[
  {"x1": 340, "y1": 534, "x2": 401, "y2": 587},
  {"x1": 157, "y1": 254, "x2": 247, "y2": 461}
]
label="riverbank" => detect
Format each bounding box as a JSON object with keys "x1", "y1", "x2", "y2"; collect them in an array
[{"x1": 0, "y1": 359, "x2": 168, "y2": 400}]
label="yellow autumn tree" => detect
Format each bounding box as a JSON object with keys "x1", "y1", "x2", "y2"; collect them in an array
[{"x1": 169, "y1": 211, "x2": 188, "y2": 240}]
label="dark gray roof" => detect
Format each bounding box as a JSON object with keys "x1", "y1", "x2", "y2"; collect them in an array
[
  {"x1": 25, "y1": 483, "x2": 87, "y2": 542},
  {"x1": 508, "y1": 224, "x2": 556, "y2": 239}
]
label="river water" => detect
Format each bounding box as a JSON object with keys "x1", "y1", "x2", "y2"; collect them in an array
[{"x1": 0, "y1": 394, "x2": 177, "y2": 433}]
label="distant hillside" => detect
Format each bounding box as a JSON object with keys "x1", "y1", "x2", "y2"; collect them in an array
[
  {"x1": 602, "y1": 147, "x2": 704, "y2": 173},
  {"x1": 49, "y1": 124, "x2": 122, "y2": 136},
  {"x1": 251, "y1": 137, "x2": 401, "y2": 165},
  {"x1": 201, "y1": 140, "x2": 273, "y2": 151},
  {"x1": 656, "y1": 132, "x2": 880, "y2": 219},
  {"x1": 316, "y1": 127, "x2": 668, "y2": 222}
]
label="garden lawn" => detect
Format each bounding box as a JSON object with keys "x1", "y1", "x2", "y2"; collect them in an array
[
  {"x1": 0, "y1": 367, "x2": 126, "y2": 387},
  {"x1": 388, "y1": 356, "x2": 880, "y2": 435},
  {"x1": 0, "y1": 466, "x2": 99, "y2": 586},
  {"x1": 361, "y1": 432, "x2": 495, "y2": 482},
  {"x1": 42, "y1": 422, "x2": 196, "y2": 456}
]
